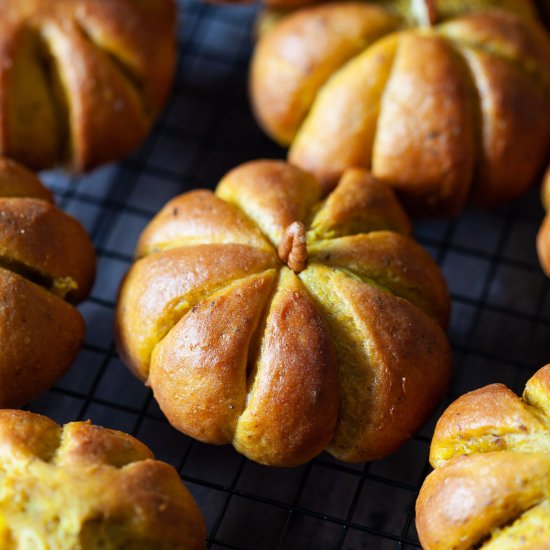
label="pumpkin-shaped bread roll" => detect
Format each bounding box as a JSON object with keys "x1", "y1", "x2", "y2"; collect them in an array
[
  {"x1": 251, "y1": 1, "x2": 550, "y2": 216},
  {"x1": 0, "y1": 409, "x2": 205, "y2": 549},
  {"x1": 416, "y1": 365, "x2": 550, "y2": 549},
  {"x1": 116, "y1": 160, "x2": 452, "y2": 467},
  {"x1": 0, "y1": 0, "x2": 176, "y2": 172},
  {"x1": 0, "y1": 158, "x2": 95, "y2": 407}
]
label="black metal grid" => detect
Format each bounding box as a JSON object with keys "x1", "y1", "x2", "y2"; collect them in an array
[{"x1": 26, "y1": 1, "x2": 550, "y2": 548}]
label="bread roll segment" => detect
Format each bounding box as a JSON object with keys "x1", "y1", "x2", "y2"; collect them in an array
[
  {"x1": 233, "y1": 268, "x2": 339, "y2": 466},
  {"x1": 0, "y1": 268, "x2": 85, "y2": 408},
  {"x1": 117, "y1": 244, "x2": 278, "y2": 381},
  {"x1": 151, "y1": 270, "x2": 278, "y2": 446},
  {"x1": 250, "y1": 3, "x2": 401, "y2": 145},
  {"x1": 117, "y1": 160, "x2": 452, "y2": 466}
]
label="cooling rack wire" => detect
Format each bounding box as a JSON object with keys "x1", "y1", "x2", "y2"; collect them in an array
[{"x1": 28, "y1": 0, "x2": 550, "y2": 548}]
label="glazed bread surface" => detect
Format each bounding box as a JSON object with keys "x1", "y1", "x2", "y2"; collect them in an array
[
  {"x1": 0, "y1": 0, "x2": 177, "y2": 171},
  {"x1": 251, "y1": 1, "x2": 550, "y2": 215},
  {"x1": 0, "y1": 409, "x2": 205, "y2": 549},
  {"x1": 117, "y1": 160, "x2": 453, "y2": 467},
  {"x1": 0, "y1": 158, "x2": 95, "y2": 407},
  {"x1": 416, "y1": 365, "x2": 550, "y2": 549}
]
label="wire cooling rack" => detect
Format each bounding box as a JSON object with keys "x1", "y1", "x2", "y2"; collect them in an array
[{"x1": 26, "y1": 0, "x2": 550, "y2": 548}]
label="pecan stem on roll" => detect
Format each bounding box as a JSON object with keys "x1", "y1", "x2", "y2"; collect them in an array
[
  {"x1": 278, "y1": 221, "x2": 307, "y2": 273},
  {"x1": 412, "y1": 0, "x2": 437, "y2": 26}
]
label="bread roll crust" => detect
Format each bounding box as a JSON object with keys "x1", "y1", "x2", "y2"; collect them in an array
[
  {"x1": 0, "y1": 409, "x2": 205, "y2": 549},
  {"x1": 0, "y1": 0, "x2": 176, "y2": 171},
  {"x1": 416, "y1": 365, "x2": 550, "y2": 549},
  {"x1": 117, "y1": 160, "x2": 452, "y2": 466},
  {"x1": 0, "y1": 158, "x2": 95, "y2": 407}
]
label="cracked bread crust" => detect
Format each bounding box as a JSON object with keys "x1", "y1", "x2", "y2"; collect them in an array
[
  {"x1": 116, "y1": 160, "x2": 452, "y2": 466},
  {"x1": 0, "y1": 158, "x2": 95, "y2": 407},
  {"x1": 416, "y1": 365, "x2": 550, "y2": 549},
  {"x1": 0, "y1": 409, "x2": 205, "y2": 549},
  {"x1": 0, "y1": 0, "x2": 176, "y2": 171}
]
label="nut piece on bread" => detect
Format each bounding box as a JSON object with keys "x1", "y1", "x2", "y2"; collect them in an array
[
  {"x1": 0, "y1": 0, "x2": 177, "y2": 172},
  {"x1": 416, "y1": 365, "x2": 550, "y2": 549},
  {"x1": 251, "y1": 2, "x2": 550, "y2": 216},
  {"x1": 116, "y1": 160, "x2": 452, "y2": 467},
  {"x1": 0, "y1": 409, "x2": 205, "y2": 549},
  {"x1": 0, "y1": 158, "x2": 95, "y2": 407}
]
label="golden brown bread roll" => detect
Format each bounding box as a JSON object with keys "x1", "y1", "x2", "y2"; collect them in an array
[
  {"x1": 416, "y1": 365, "x2": 550, "y2": 549},
  {"x1": 0, "y1": 409, "x2": 205, "y2": 549},
  {"x1": 251, "y1": 2, "x2": 550, "y2": 216},
  {"x1": 116, "y1": 160, "x2": 452, "y2": 467},
  {"x1": 0, "y1": 158, "x2": 95, "y2": 407},
  {"x1": 0, "y1": 0, "x2": 176, "y2": 171},
  {"x1": 537, "y1": 166, "x2": 550, "y2": 276}
]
